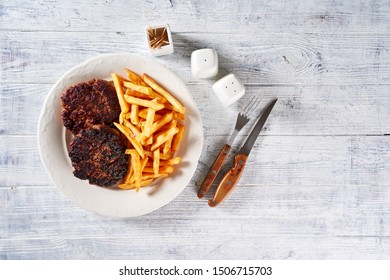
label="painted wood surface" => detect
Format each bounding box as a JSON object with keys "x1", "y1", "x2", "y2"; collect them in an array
[{"x1": 1, "y1": 0, "x2": 390, "y2": 260}]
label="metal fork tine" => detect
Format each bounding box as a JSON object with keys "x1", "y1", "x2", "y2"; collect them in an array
[
  {"x1": 242, "y1": 96, "x2": 255, "y2": 113},
  {"x1": 243, "y1": 95, "x2": 261, "y2": 118}
]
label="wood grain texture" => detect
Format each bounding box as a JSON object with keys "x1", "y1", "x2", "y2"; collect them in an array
[
  {"x1": 2, "y1": 32, "x2": 390, "y2": 85},
  {"x1": 1, "y1": 0, "x2": 390, "y2": 260},
  {"x1": 1, "y1": 184, "x2": 390, "y2": 259},
  {"x1": 1, "y1": 0, "x2": 390, "y2": 33}
]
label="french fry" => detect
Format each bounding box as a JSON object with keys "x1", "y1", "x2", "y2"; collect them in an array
[
  {"x1": 163, "y1": 119, "x2": 177, "y2": 154},
  {"x1": 124, "y1": 81, "x2": 167, "y2": 102},
  {"x1": 153, "y1": 149, "x2": 160, "y2": 175},
  {"x1": 146, "y1": 134, "x2": 153, "y2": 145},
  {"x1": 121, "y1": 156, "x2": 148, "y2": 186},
  {"x1": 146, "y1": 157, "x2": 181, "y2": 167},
  {"x1": 119, "y1": 112, "x2": 126, "y2": 124},
  {"x1": 143, "y1": 166, "x2": 174, "y2": 174},
  {"x1": 124, "y1": 95, "x2": 164, "y2": 110},
  {"x1": 123, "y1": 119, "x2": 140, "y2": 136},
  {"x1": 136, "y1": 132, "x2": 148, "y2": 146},
  {"x1": 171, "y1": 125, "x2": 185, "y2": 154},
  {"x1": 120, "y1": 159, "x2": 165, "y2": 190},
  {"x1": 150, "y1": 112, "x2": 173, "y2": 134},
  {"x1": 162, "y1": 103, "x2": 186, "y2": 115},
  {"x1": 142, "y1": 73, "x2": 186, "y2": 114},
  {"x1": 141, "y1": 156, "x2": 149, "y2": 172},
  {"x1": 151, "y1": 126, "x2": 179, "y2": 151},
  {"x1": 114, "y1": 123, "x2": 145, "y2": 158},
  {"x1": 127, "y1": 149, "x2": 141, "y2": 191},
  {"x1": 111, "y1": 73, "x2": 130, "y2": 113},
  {"x1": 163, "y1": 138, "x2": 172, "y2": 155},
  {"x1": 123, "y1": 156, "x2": 133, "y2": 182},
  {"x1": 136, "y1": 113, "x2": 172, "y2": 144},
  {"x1": 144, "y1": 106, "x2": 156, "y2": 137},
  {"x1": 165, "y1": 157, "x2": 181, "y2": 165},
  {"x1": 125, "y1": 88, "x2": 153, "y2": 100},
  {"x1": 118, "y1": 179, "x2": 153, "y2": 190},
  {"x1": 173, "y1": 112, "x2": 185, "y2": 121},
  {"x1": 123, "y1": 81, "x2": 154, "y2": 95},
  {"x1": 125, "y1": 68, "x2": 148, "y2": 86},
  {"x1": 142, "y1": 173, "x2": 168, "y2": 180},
  {"x1": 144, "y1": 150, "x2": 172, "y2": 160},
  {"x1": 130, "y1": 104, "x2": 139, "y2": 125},
  {"x1": 138, "y1": 108, "x2": 163, "y2": 121}
]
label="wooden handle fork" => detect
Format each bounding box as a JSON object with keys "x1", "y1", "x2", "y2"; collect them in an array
[{"x1": 197, "y1": 144, "x2": 231, "y2": 198}]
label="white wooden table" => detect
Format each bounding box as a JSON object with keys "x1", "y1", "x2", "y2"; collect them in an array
[{"x1": 1, "y1": 0, "x2": 390, "y2": 260}]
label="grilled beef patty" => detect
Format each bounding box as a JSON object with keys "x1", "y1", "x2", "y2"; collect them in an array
[
  {"x1": 68, "y1": 125, "x2": 128, "y2": 187},
  {"x1": 61, "y1": 79, "x2": 121, "y2": 135}
]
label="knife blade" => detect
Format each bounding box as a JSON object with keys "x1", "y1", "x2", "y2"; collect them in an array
[{"x1": 208, "y1": 98, "x2": 278, "y2": 207}]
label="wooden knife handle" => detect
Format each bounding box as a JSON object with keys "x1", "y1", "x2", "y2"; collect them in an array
[
  {"x1": 197, "y1": 144, "x2": 231, "y2": 198},
  {"x1": 208, "y1": 154, "x2": 248, "y2": 207}
]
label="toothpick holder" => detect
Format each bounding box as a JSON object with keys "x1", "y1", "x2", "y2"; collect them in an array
[{"x1": 145, "y1": 24, "x2": 174, "y2": 56}]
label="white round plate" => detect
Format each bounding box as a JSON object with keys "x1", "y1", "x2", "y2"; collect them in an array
[{"x1": 38, "y1": 53, "x2": 203, "y2": 218}]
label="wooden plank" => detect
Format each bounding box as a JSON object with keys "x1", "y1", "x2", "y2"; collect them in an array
[
  {"x1": 0, "y1": 84, "x2": 48, "y2": 135},
  {"x1": 0, "y1": 136, "x2": 50, "y2": 186},
  {"x1": 1, "y1": 235, "x2": 390, "y2": 260},
  {"x1": 0, "y1": 0, "x2": 389, "y2": 34},
  {"x1": 1, "y1": 83, "x2": 389, "y2": 136},
  {"x1": 197, "y1": 84, "x2": 390, "y2": 137},
  {"x1": 1, "y1": 135, "x2": 389, "y2": 188},
  {"x1": 1, "y1": 32, "x2": 390, "y2": 85},
  {"x1": 0, "y1": 235, "x2": 390, "y2": 260},
  {"x1": 0, "y1": 185, "x2": 389, "y2": 259},
  {"x1": 195, "y1": 135, "x2": 390, "y2": 187},
  {"x1": 1, "y1": 184, "x2": 389, "y2": 237}
]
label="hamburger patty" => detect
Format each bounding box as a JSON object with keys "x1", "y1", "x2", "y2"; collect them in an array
[
  {"x1": 61, "y1": 79, "x2": 121, "y2": 134},
  {"x1": 68, "y1": 125, "x2": 128, "y2": 187}
]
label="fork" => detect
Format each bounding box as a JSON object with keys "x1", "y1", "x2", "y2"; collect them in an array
[{"x1": 197, "y1": 96, "x2": 261, "y2": 198}]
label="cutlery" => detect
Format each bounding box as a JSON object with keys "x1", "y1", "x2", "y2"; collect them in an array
[
  {"x1": 208, "y1": 98, "x2": 278, "y2": 207},
  {"x1": 197, "y1": 96, "x2": 260, "y2": 199}
]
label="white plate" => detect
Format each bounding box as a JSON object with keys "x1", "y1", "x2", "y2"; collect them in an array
[{"x1": 38, "y1": 53, "x2": 203, "y2": 218}]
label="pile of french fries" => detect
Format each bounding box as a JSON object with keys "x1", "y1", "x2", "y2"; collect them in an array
[{"x1": 111, "y1": 68, "x2": 185, "y2": 191}]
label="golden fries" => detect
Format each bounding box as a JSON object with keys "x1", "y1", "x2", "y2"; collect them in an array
[
  {"x1": 114, "y1": 123, "x2": 145, "y2": 158},
  {"x1": 111, "y1": 68, "x2": 186, "y2": 191},
  {"x1": 128, "y1": 149, "x2": 142, "y2": 191},
  {"x1": 172, "y1": 125, "x2": 185, "y2": 154},
  {"x1": 123, "y1": 119, "x2": 140, "y2": 136},
  {"x1": 130, "y1": 104, "x2": 139, "y2": 125},
  {"x1": 123, "y1": 80, "x2": 167, "y2": 102},
  {"x1": 153, "y1": 149, "x2": 160, "y2": 175},
  {"x1": 125, "y1": 68, "x2": 148, "y2": 86},
  {"x1": 123, "y1": 81, "x2": 154, "y2": 95},
  {"x1": 151, "y1": 126, "x2": 179, "y2": 151},
  {"x1": 112, "y1": 73, "x2": 130, "y2": 114},
  {"x1": 142, "y1": 73, "x2": 186, "y2": 114},
  {"x1": 124, "y1": 95, "x2": 165, "y2": 110}
]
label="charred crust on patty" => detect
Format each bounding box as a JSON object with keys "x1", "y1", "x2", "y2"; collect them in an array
[
  {"x1": 61, "y1": 79, "x2": 121, "y2": 135},
  {"x1": 68, "y1": 125, "x2": 128, "y2": 187}
]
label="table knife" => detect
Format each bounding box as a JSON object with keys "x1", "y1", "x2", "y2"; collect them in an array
[{"x1": 208, "y1": 98, "x2": 278, "y2": 207}]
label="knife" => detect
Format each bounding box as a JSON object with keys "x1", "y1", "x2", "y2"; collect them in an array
[{"x1": 208, "y1": 98, "x2": 278, "y2": 207}]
